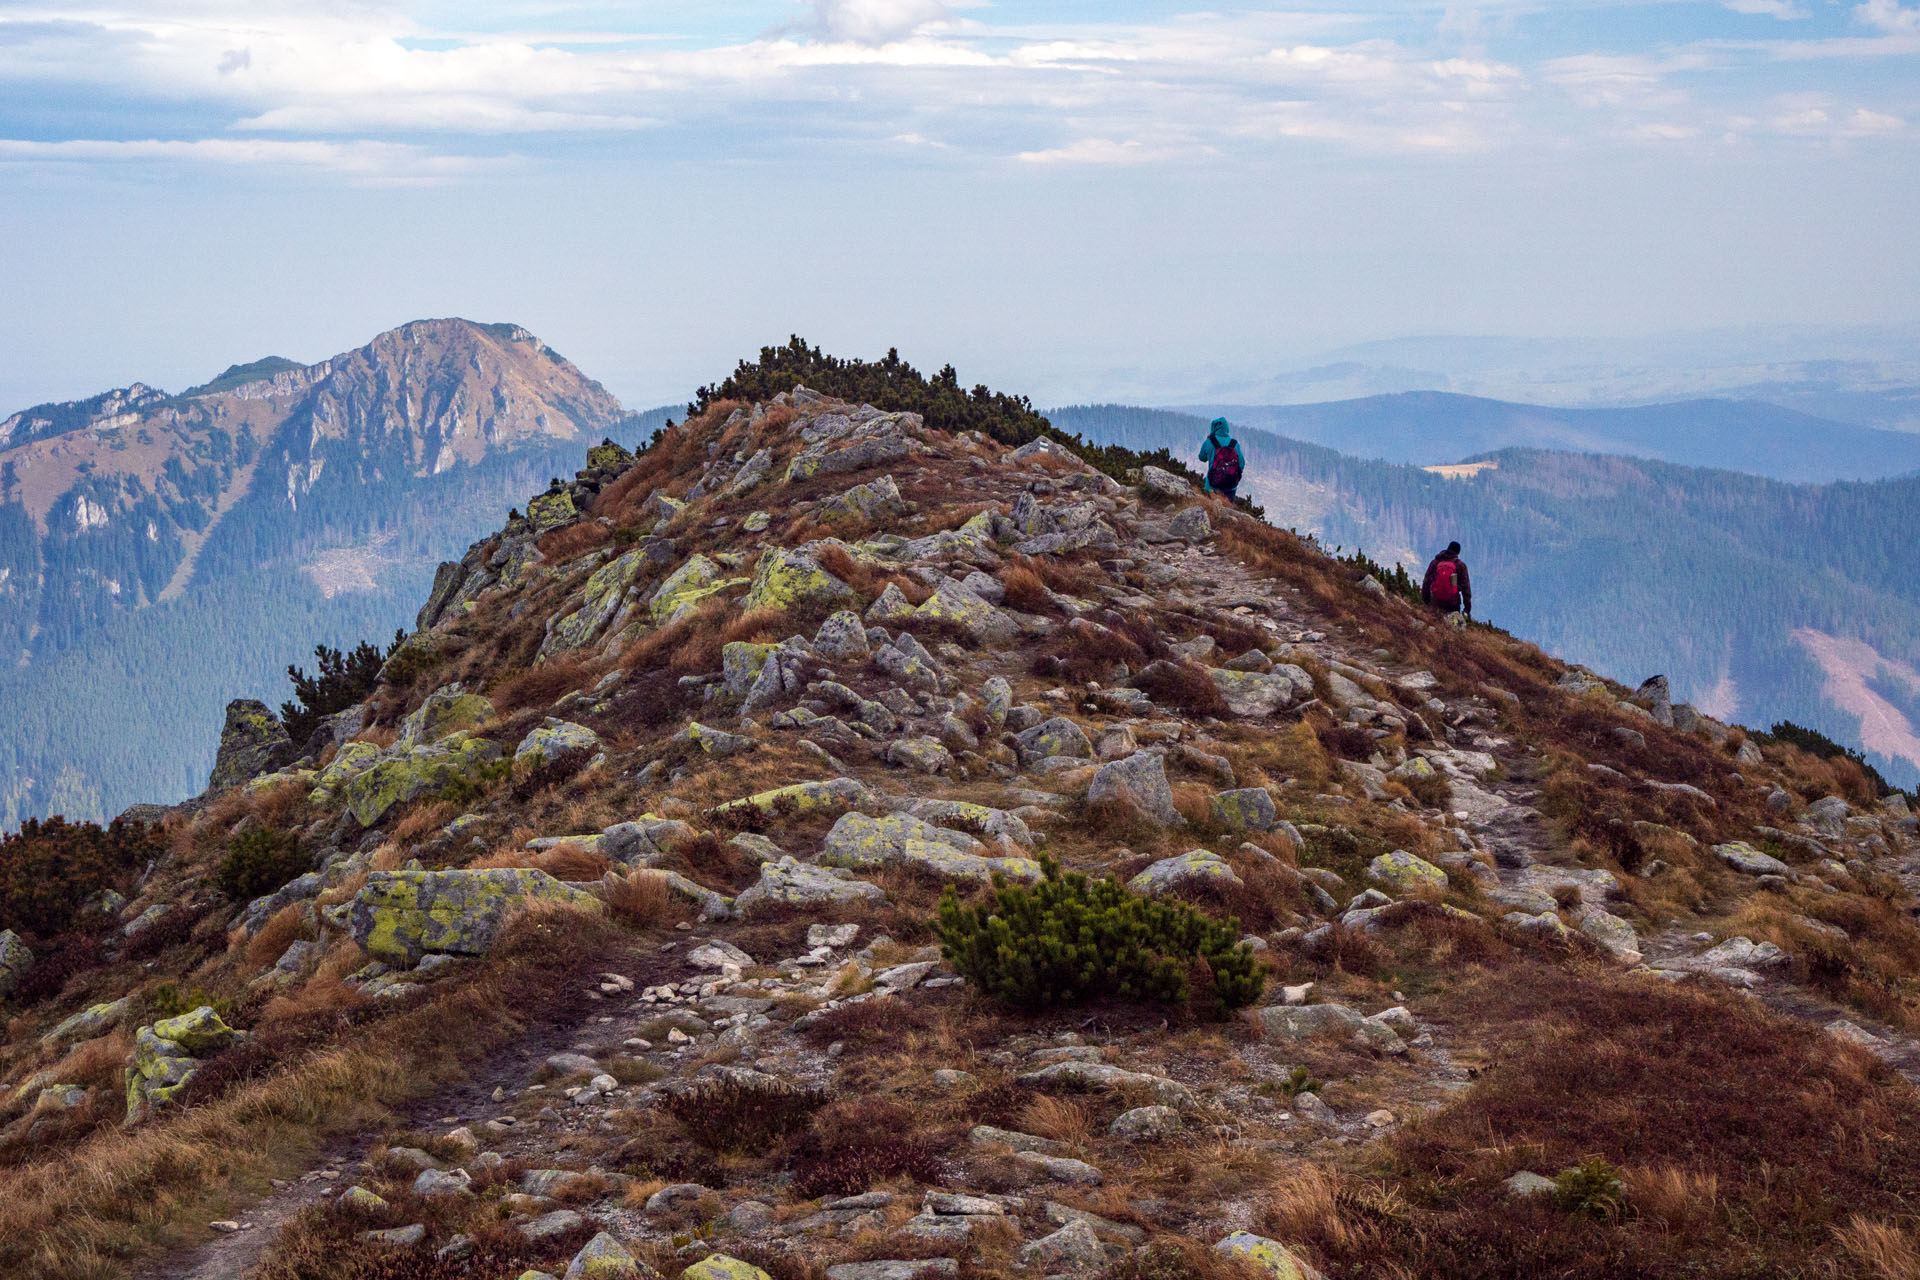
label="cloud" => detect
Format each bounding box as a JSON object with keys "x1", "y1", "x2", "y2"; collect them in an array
[
  {"x1": 1723, "y1": 0, "x2": 1806, "y2": 18},
  {"x1": 802, "y1": 0, "x2": 951, "y2": 46},
  {"x1": 1017, "y1": 138, "x2": 1157, "y2": 165},
  {"x1": 0, "y1": 137, "x2": 492, "y2": 184},
  {"x1": 1854, "y1": 0, "x2": 1920, "y2": 32}
]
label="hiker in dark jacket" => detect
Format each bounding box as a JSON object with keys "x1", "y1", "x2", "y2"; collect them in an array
[
  {"x1": 1200, "y1": 417, "x2": 1244, "y2": 499},
  {"x1": 1422, "y1": 541, "x2": 1472, "y2": 618}
]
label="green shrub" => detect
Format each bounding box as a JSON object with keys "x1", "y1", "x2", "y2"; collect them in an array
[
  {"x1": 214, "y1": 827, "x2": 309, "y2": 901},
  {"x1": 933, "y1": 856, "x2": 1265, "y2": 1009},
  {"x1": 0, "y1": 816, "x2": 160, "y2": 939},
  {"x1": 1552, "y1": 1157, "x2": 1627, "y2": 1218},
  {"x1": 280, "y1": 632, "x2": 403, "y2": 743}
]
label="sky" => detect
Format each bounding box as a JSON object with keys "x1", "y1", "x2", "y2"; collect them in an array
[{"x1": 1, "y1": 0, "x2": 1917, "y2": 412}]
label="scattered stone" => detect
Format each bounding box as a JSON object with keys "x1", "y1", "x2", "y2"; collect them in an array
[
  {"x1": 1214, "y1": 1231, "x2": 1320, "y2": 1280},
  {"x1": 1109, "y1": 1105, "x2": 1183, "y2": 1140},
  {"x1": 1020, "y1": 1219, "x2": 1107, "y2": 1273},
  {"x1": 1127, "y1": 849, "x2": 1239, "y2": 896},
  {"x1": 1087, "y1": 750, "x2": 1183, "y2": 827},
  {"x1": 1504, "y1": 1171, "x2": 1557, "y2": 1198}
]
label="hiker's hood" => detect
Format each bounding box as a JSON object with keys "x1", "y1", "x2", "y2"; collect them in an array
[{"x1": 1210, "y1": 418, "x2": 1232, "y2": 442}]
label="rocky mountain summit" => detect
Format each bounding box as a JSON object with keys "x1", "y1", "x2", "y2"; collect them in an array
[{"x1": 3, "y1": 368, "x2": 1920, "y2": 1280}]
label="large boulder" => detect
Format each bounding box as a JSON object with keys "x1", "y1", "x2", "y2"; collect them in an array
[
  {"x1": 913, "y1": 580, "x2": 1017, "y2": 647},
  {"x1": 651, "y1": 554, "x2": 738, "y2": 624},
  {"x1": 1210, "y1": 788, "x2": 1278, "y2": 832},
  {"x1": 1629, "y1": 675, "x2": 1674, "y2": 727},
  {"x1": 820, "y1": 812, "x2": 1038, "y2": 883},
  {"x1": 744, "y1": 548, "x2": 855, "y2": 613},
  {"x1": 514, "y1": 719, "x2": 603, "y2": 774},
  {"x1": 1210, "y1": 669, "x2": 1307, "y2": 718},
  {"x1": 1214, "y1": 1232, "x2": 1321, "y2": 1280},
  {"x1": 207, "y1": 700, "x2": 294, "y2": 793},
  {"x1": 542, "y1": 547, "x2": 651, "y2": 656},
  {"x1": 1086, "y1": 750, "x2": 1183, "y2": 827},
  {"x1": 1128, "y1": 849, "x2": 1240, "y2": 897},
  {"x1": 395, "y1": 685, "x2": 494, "y2": 751},
  {"x1": 708, "y1": 779, "x2": 871, "y2": 822},
  {"x1": 735, "y1": 857, "x2": 886, "y2": 917},
  {"x1": 1366, "y1": 851, "x2": 1448, "y2": 897},
  {"x1": 347, "y1": 867, "x2": 603, "y2": 966},
  {"x1": 0, "y1": 930, "x2": 33, "y2": 999},
  {"x1": 1013, "y1": 716, "x2": 1093, "y2": 766},
  {"x1": 340, "y1": 733, "x2": 504, "y2": 827},
  {"x1": 125, "y1": 1006, "x2": 245, "y2": 1123},
  {"x1": 1254, "y1": 1003, "x2": 1404, "y2": 1054},
  {"x1": 1713, "y1": 841, "x2": 1791, "y2": 877}
]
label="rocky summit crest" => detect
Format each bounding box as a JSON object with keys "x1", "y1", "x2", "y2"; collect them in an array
[{"x1": 2, "y1": 363, "x2": 1919, "y2": 1280}]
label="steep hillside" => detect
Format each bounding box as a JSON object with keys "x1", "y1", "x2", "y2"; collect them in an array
[
  {"x1": 1052, "y1": 405, "x2": 1920, "y2": 790},
  {"x1": 1167, "y1": 392, "x2": 1920, "y2": 483},
  {"x1": 1, "y1": 359, "x2": 1917, "y2": 1280},
  {"x1": 0, "y1": 320, "x2": 659, "y2": 828}
]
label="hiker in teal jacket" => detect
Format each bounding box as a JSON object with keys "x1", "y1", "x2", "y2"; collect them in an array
[{"x1": 1199, "y1": 418, "x2": 1244, "y2": 499}]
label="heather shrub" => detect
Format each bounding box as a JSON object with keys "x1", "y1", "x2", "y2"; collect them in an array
[
  {"x1": 0, "y1": 816, "x2": 159, "y2": 938},
  {"x1": 214, "y1": 827, "x2": 309, "y2": 901},
  {"x1": 932, "y1": 857, "x2": 1264, "y2": 1009},
  {"x1": 661, "y1": 1077, "x2": 828, "y2": 1153}
]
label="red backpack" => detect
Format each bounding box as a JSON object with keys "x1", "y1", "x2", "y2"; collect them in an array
[
  {"x1": 1207, "y1": 440, "x2": 1243, "y2": 490},
  {"x1": 1431, "y1": 558, "x2": 1461, "y2": 604}
]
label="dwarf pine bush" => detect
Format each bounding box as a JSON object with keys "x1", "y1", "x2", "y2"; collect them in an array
[{"x1": 933, "y1": 856, "x2": 1264, "y2": 1009}]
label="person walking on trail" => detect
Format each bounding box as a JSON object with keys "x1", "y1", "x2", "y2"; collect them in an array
[
  {"x1": 1422, "y1": 541, "x2": 1472, "y2": 625},
  {"x1": 1200, "y1": 417, "x2": 1244, "y2": 500}
]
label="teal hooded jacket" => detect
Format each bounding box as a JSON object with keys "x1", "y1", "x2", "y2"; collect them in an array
[{"x1": 1199, "y1": 417, "x2": 1240, "y2": 491}]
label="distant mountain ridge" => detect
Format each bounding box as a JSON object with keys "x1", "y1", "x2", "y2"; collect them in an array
[
  {"x1": 1172, "y1": 392, "x2": 1920, "y2": 483},
  {"x1": 0, "y1": 319, "x2": 662, "y2": 828},
  {"x1": 1050, "y1": 402, "x2": 1920, "y2": 789}
]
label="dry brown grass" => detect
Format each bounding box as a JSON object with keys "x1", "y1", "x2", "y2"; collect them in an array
[
  {"x1": 488, "y1": 650, "x2": 599, "y2": 715},
  {"x1": 603, "y1": 868, "x2": 678, "y2": 928},
  {"x1": 242, "y1": 903, "x2": 313, "y2": 969},
  {"x1": 387, "y1": 797, "x2": 458, "y2": 849},
  {"x1": 1017, "y1": 1094, "x2": 1091, "y2": 1144},
  {"x1": 535, "y1": 519, "x2": 614, "y2": 563},
  {"x1": 1836, "y1": 1216, "x2": 1920, "y2": 1280},
  {"x1": 1628, "y1": 1164, "x2": 1722, "y2": 1236},
  {"x1": 1001, "y1": 564, "x2": 1051, "y2": 613},
  {"x1": 0, "y1": 905, "x2": 632, "y2": 1279},
  {"x1": 471, "y1": 842, "x2": 612, "y2": 882}
]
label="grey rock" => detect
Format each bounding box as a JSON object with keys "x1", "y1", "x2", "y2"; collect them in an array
[
  {"x1": 1254, "y1": 1003, "x2": 1406, "y2": 1054},
  {"x1": 363, "y1": 1224, "x2": 428, "y2": 1246},
  {"x1": 520, "y1": 1209, "x2": 587, "y2": 1241},
  {"x1": 1014, "y1": 1152, "x2": 1103, "y2": 1185},
  {"x1": 1713, "y1": 841, "x2": 1791, "y2": 877},
  {"x1": 1505, "y1": 1171, "x2": 1556, "y2": 1198},
  {"x1": 1086, "y1": 749, "x2": 1182, "y2": 826},
  {"x1": 1108, "y1": 1105, "x2": 1182, "y2": 1140},
  {"x1": 1018, "y1": 1061, "x2": 1194, "y2": 1107},
  {"x1": 1020, "y1": 1220, "x2": 1107, "y2": 1273},
  {"x1": 827, "y1": 1263, "x2": 958, "y2": 1280}
]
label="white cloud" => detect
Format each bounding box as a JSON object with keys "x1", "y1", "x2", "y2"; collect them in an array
[
  {"x1": 1723, "y1": 0, "x2": 1806, "y2": 18},
  {"x1": 1017, "y1": 138, "x2": 1155, "y2": 165},
  {"x1": 1855, "y1": 0, "x2": 1920, "y2": 33},
  {"x1": 803, "y1": 0, "x2": 952, "y2": 46},
  {"x1": 0, "y1": 137, "x2": 492, "y2": 184}
]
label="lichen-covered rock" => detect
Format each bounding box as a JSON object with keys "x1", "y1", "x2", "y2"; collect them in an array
[
  {"x1": 1254, "y1": 1003, "x2": 1405, "y2": 1054},
  {"x1": 1087, "y1": 749, "x2": 1183, "y2": 827},
  {"x1": 309, "y1": 739, "x2": 382, "y2": 807},
  {"x1": 0, "y1": 930, "x2": 33, "y2": 999},
  {"x1": 396, "y1": 685, "x2": 494, "y2": 751},
  {"x1": 1013, "y1": 716, "x2": 1093, "y2": 765},
  {"x1": 601, "y1": 816, "x2": 700, "y2": 864},
  {"x1": 1366, "y1": 850, "x2": 1448, "y2": 897},
  {"x1": 1209, "y1": 670, "x2": 1297, "y2": 718},
  {"x1": 564, "y1": 1233, "x2": 653, "y2": 1280},
  {"x1": 348, "y1": 867, "x2": 603, "y2": 966},
  {"x1": 341, "y1": 733, "x2": 505, "y2": 827},
  {"x1": 1215, "y1": 1232, "x2": 1321, "y2": 1280},
  {"x1": 735, "y1": 857, "x2": 886, "y2": 917},
  {"x1": 722, "y1": 641, "x2": 780, "y2": 696},
  {"x1": 1139, "y1": 466, "x2": 1192, "y2": 501},
  {"x1": 823, "y1": 812, "x2": 976, "y2": 865},
  {"x1": 542, "y1": 548, "x2": 650, "y2": 656},
  {"x1": 982, "y1": 676, "x2": 1012, "y2": 725},
  {"x1": 527, "y1": 488, "x2": 578, "y2": 530},
  {"x1": 1209, "y1": 788, "x2": 1277, "y2": 832},
  {"x1": 725, "y1": 449, "x2": 775, "y2": 497},
  {"x1": 1168, "y1": 505, "x2": 1212, "y2": 542},
  {"x1": 125, "y1": 1006, "x2": 244, "y2": 1122},
  {"x1": 43, "y1": 996, "x2": 132, "y2": 1046},
  {"x1": 708, "y1": 778, "x2": 872, "y2": 821},
  {"x1": 676, "y1": 722, "x2": 749, "y2": 757},
  {"x1": 906, "y1": 799, "x2": 1034, "y2": 848},
  {"x1": 1128, "y1": 849, "x2": 1240, "y2": 896},
  {"x1": 813, "y1": 610, "x2": 870, "y2": 660},
  {"x1": 1020, "y1": 1220, "x2": 1106, "y2": 1273},
  {"x1": 208, "y1": 699, "x2": 293, "y2": 793},
  {"x1": 913, "y1": 580, "x2": 1016, "y2": 646},
  {"x1": 819, "y1": 473, "x2": 907, "y2": 524},
  {"x1": 1018, "y1": 1061, "x2": 1195, "y2": 1107},
  {"x1": 1714, "y1": 841, "x2": 1791, "y2": 877},
  {"x1": 1578, "y1": 909, "x2": 1643, "y2": 964},
  {"x1": 865, "y1": 582, "x2": 917, "y2": 625},
  {"x1": 743, "y1": 548, "x2": 855, "y2": 613},
  {"x1": 684, "y1": 1256, "x2": 774, "y2": 1280},
  {"x1": 651, "y1": 554, "x2": 736, "y2": 624},
  {"x1": 886, "y1": 736, "x2": 954, "y2": 774},
  {"x1": 1109, "y1": 1105, "x2": 1183, "y2": 1140},
  {"x1": 515, "y1": 719, "x2": 602, "y2": 774}
]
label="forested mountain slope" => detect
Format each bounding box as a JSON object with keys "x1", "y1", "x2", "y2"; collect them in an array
[
  {"x1": 1052, "y1": 404, "x2": 1920, "y2": 788},
  {"x1": 0, "y1": 320, "x2": 664, "y2": 827},
  {"x1": 1169, "y1": 392, "x2": 1920, "y2": 483}
]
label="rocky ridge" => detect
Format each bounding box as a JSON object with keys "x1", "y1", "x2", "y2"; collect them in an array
[{"x1": 4, "y1": 379, "x2": 1920, "y2": 1280}]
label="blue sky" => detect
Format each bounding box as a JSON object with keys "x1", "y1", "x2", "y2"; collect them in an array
[{"x1": 1, "y1": 0, "x2": 1916, "y2": 410}]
